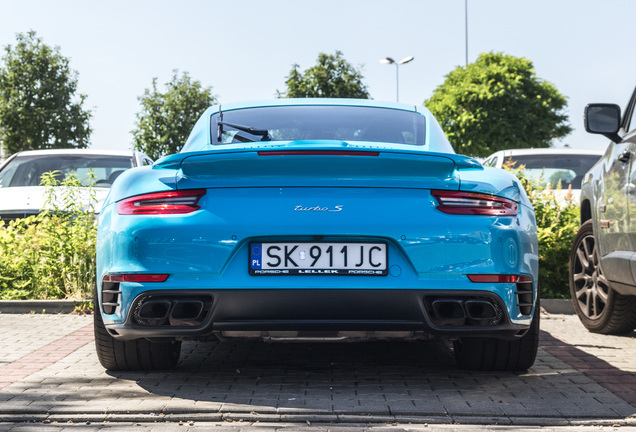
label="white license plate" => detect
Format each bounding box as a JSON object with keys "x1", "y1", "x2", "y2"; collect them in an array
[{"x1": 249, "y1": 242, "x2": 388, "y2": 275}]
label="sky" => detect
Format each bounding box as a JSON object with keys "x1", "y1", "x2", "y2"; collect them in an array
[{"x1": 0, "y1": 0, "x2": 634, "y2": 154}]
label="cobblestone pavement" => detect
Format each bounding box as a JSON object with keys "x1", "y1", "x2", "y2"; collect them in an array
[{"x1": 0, "y1": 312, "x2": 635, "y2": 431}]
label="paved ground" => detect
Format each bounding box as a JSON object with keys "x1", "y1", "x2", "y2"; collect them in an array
[{"x1": 0, "y1": 311, "x2": 635, "y2": 431}]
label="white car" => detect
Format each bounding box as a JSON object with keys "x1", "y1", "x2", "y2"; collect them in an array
[
  {"x1": 483, "y1": 148, "x2": 604, "y2": 203},
  {"x1": 0, "y1": 149, "x2": 153, "y2": 223}
]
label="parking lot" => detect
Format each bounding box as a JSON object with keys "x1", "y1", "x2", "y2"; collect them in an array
[{"x1": 1, "y1": 310, "x2": 636, "y2": 431}]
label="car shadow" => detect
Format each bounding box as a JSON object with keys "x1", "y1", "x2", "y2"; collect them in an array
[
  {"x1": 123, "y1": 338, "x2": 461, "y2": 406},
  {"x1": 3, "y1": 331, "x2": 635, "y2": 420},
  {"x1": 99, "y1": 332, "x2": 634, "y2": 417}
]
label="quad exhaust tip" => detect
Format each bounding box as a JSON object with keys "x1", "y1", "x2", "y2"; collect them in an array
[
  {"x1": 429, "y1": 297, "x2": 502, "y2": 326},
  {"x1": 134, "y1": 296, "x2": 210, "y2": 327}
]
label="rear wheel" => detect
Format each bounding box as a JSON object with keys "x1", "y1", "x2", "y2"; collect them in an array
[
  {"x1": 93, "y1": 287, "x2": 181, "y2": 371},
  {"x1": 453, "y1": 304, "x2": 539, "y2": 371},
  {"x1": 569, "y1": 220, "x2": 636, "y2": 334}
]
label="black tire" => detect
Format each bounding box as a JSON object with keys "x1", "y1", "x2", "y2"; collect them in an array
[
  {"x1": 569, "y1": 219, "x2": 636, "y2": 335},
  {"x1": 453, "y1": 303, "x2": 539, "y2": 371},
  {"x1": 93, "y1": 287, "x2": 181, "y2": 371}
]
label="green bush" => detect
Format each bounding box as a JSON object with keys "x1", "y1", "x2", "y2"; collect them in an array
[
  {"x1": 0, "y1": 171, "x2": 97, "y2": 300},
  {"x1": 508, "y1": 164, "x2": 580, "y2": 299}
]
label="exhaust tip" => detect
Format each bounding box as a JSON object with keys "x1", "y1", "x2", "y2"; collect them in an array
[
  {"x1": 169, "y1": 300, "x2": 204, "y2": 326},
  {"x1": 138, "y1": 300, "x2": 171, "y2": 320},
  {"x1": 431, "y1": 300, "x2": 466, "y2": 326},
  {"x1": 426, "y1": 295, "x2": 504, "y2": 327},
  {"x1": 465, "y1": 300, "x2": 497, "y2": 320},
  {"x1": 131, "y1": 295, "x2": 212, "y2": 327}
]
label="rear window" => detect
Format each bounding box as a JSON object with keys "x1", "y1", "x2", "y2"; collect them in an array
[
  {"x1": 210, "y1": 105, "x2": 427, "y2": 146},
  {"x1": 505, "y1": 154, "x2": 601, "y2": 189},
  {"x1": 0, "y1": 154, "x2": 133, "y2": 188}
]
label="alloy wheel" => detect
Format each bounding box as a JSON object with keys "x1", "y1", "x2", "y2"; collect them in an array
[{"x1": 571, "y1": 233, "x2": 610, "y2": 320}]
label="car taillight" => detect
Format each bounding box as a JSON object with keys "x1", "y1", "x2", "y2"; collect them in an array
[
  {"x1": 431, "y1": 190, "x2": 518, "y2": 216},
  {"x1": 117, "y1": 189, "x2": 205, "y2": 215},
  {"x1": 103, "y1": 274, "x2": 169, "y2": 283},
  {"x1": 467, "y1": 274, "x2": 532, "y2": 283},
  {"x1": 257, "y1": 150, "x2": 379, "y2": 156}
]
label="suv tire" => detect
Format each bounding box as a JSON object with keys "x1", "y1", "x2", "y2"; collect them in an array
[{"x1": 569, "y1": 220, "x2": 636, "y2": 334}]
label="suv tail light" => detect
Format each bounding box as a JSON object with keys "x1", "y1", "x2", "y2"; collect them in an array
[
  {"x1": 431, "y1": 190, "x2": 518, "y2": 216},
  {"x1": 117, "y1": 189, "x2": 206, "y2": 215}
]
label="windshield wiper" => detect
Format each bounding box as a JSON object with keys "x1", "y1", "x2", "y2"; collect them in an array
[{"x1": 217, "y1": 121, "x2": 271, "y2": 142}]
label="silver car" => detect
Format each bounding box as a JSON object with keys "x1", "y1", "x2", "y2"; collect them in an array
[
  {"x1": 569, "y1": 98, "x2": 636, "y2": 334},
  {"x1": 483, "y1": 148, "x2": 603, "y2": 203},
  {"x1": 0, "y1": 149, "x2": 152, "y2": 223}
]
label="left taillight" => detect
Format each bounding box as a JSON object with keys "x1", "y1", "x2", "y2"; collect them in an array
[
  {"x1": 431, "y1": 190, "x2": 518, "y2": 216},
  {"x1": 103, "y1": 274, "x2": 169, "y2": 283},
  {"x1": 117, "y1": 189, "x2": 206, "y2": 215}
]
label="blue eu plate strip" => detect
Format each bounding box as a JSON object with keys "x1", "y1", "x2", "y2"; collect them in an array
[{"x1": 250, "y1": 243, "x2": 263, "y2": 269}]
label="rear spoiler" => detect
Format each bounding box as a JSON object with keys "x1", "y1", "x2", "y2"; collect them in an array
[
  {"x1": 155, "y1": 146, "x2": 483, "y2": 171},
  {"x1": 155, "y1": 147, "x2": 482, "y2": 190}
]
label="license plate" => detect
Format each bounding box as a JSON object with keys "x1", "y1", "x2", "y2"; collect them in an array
[{"x1": 249, "y1": 242, "x2": 388, "y2": 275}]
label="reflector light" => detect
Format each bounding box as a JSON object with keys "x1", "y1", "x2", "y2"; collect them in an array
[
  {"x1": 103, "y1": 274, "x2": 169, "y2": 283},
  {"x1": 117, "y1": 189, "x2": 205, "y2": 215},
  {"x1": 431, "y1": 190, "x2": 518, "y2": 216},
  {"x1": 257, "y1": 150, "x2": 379, "y2": 156},
  {"x1": 468, "y1": 274, "x2": 532, "y2": 283}
]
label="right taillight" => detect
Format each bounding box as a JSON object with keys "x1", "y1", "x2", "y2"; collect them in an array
[
  {"x1": 467, "y1": 274, "x2": 532, "y2": 283},
  {"x1": 431, "y1": 190, "x2": 518, "y2": 216}
]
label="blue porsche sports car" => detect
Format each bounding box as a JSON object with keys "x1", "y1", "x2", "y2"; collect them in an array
[{"x1": 95, "y1": 99, "x2": 539, "y2": 371}]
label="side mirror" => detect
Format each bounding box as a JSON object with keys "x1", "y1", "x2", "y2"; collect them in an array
[{"x1": 584, "y1": 103, "x2": 622, "y2": 142}]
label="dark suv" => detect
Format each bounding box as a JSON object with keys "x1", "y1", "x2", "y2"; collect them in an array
[{"x1": 569, "y1": 95, "x2": 636, "y2": 334}]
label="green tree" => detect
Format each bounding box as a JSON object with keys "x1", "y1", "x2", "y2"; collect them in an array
[
  {"x1": 425, "y1": 52, "x2": 571, "y2": 157},
  {"x1": 132, "y1": 70, "x2": 216, "y2": 160},
  {"x1": 278, "y1": 51, "x2": 370, "y2": 99},
  {"x1": 0, "y1": 31, "x2": 92, "y2": 155}
]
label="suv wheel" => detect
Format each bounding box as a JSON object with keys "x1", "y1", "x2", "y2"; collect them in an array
[{"x1": 569, "y1": 220, "x2": 636, "y2": 334}]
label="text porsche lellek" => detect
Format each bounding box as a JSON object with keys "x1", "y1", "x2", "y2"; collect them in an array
[{"x1": 95, "y1": 99, "x2": 539, "y2": 371}]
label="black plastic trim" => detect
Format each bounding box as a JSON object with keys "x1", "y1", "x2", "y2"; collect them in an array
[{"x1": 105, "y1": 289, "x2": 531, "y2": 341}]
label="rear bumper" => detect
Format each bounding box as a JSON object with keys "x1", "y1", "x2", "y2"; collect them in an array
[
  {"x1": 0, "y1": 210, "x2": 40, "y2": 223},
  {"x1": 104, "y1": 289, "x2": 532, "y2": 341}
]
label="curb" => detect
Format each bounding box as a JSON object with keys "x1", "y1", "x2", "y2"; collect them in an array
[
  {"x1": 541, "y1": 298, "x2": 574, "y2": 314},
  {"x1": 0, "y1": 298, "x2": 574, "y2": 314},
  {"x1": 0, "y1": 299, "x2": 91, "y2": 314},
  {"x1": 0, "y1": 412, "x2": 632, "y2": 427}
]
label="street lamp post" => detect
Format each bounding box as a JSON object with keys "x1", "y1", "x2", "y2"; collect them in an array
[
  {"x1": 380, "y1": 56, "x2": 414, "y2": 102},
  {"x1": 465, "y1": 0, "x2": 469, "y2": 66}
]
